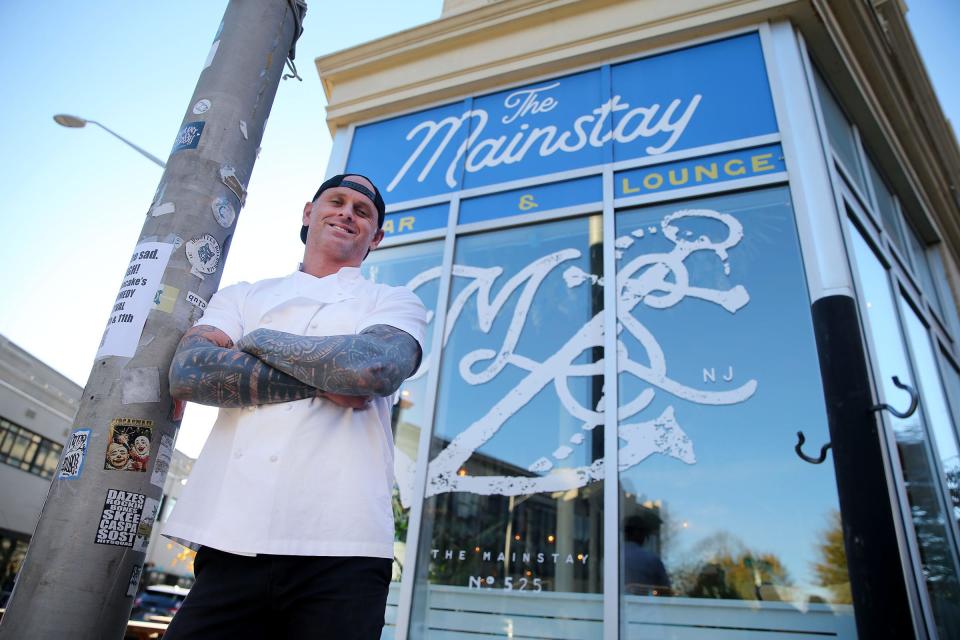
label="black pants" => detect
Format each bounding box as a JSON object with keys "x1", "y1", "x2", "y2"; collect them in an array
[{"x1": 163, "y1": 547, "x2": 392, "y2": 639}]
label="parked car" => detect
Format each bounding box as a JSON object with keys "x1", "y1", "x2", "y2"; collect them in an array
[{"x1": 130, "y1": 585, "x2": 189, "y2": 621}]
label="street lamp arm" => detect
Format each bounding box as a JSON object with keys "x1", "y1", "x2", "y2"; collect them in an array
[{"x1": 85, "y1": 119, "x2": 167, "y2": 169}]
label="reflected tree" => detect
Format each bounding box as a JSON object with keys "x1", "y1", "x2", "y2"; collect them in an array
[
  {"x1": 812, "y1": 510, "x2": 851, "y2": 604},
  {"x1": 672, "y1": 531, "x2": 792, "y2": 601}
]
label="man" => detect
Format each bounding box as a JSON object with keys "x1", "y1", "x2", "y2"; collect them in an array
[{"x1": 162, "y1": 174, "x2": 426, "y2": 639}]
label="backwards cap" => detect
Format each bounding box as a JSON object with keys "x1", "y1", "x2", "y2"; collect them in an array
[{"x1": 300, "y1": 173, "x2": 386, "y2": 243}]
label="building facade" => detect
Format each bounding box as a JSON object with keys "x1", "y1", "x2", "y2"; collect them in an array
[
  {"x1": 314, "y1": 1, "x2": 960, "y2": 638},
  {"x1": 0, "y1": 336, "x2": 79, "y2": 604}
]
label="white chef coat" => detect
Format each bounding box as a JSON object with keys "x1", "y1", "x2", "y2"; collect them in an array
[{"x1": 163, "y1": 267, "x2": 427, "y2": 558}]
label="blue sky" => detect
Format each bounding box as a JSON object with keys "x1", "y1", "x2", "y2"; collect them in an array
[{"x1": 0, "y1": 1, "x2": 955, "y2": 458}]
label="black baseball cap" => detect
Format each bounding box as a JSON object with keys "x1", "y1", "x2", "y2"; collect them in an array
[{"x1": 300, "y1": 173, "x2": 386, "y2": 243}]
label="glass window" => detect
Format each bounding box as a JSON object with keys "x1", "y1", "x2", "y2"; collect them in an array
[
  {"x1": 7, "y1": 430, "x2": 30, "y2": 466},
  {"x1": 813, "y1": 71, "x2": 866, "y2": 194},
  {"x1": 864, "y1": 153, "x2": 906, "y2": 255},
  {"x1": 616, "y1": 187, "x2": 855, "y2": 637},
  {"x1": 847, "y1": 220, "x2": 960, "y2": 638},
  {"x1": 941, "y1": 358, "x2": 960, "y2": 525},
  {"x1": 902, "y1": 219, "x2": 943, "y2": 315},
  {"x1": 0, "y1": 421, "x2": 13, "y2": 456},
  {"x1": 362, "y1": 240, "x2": 445, "y2": 583},
  {"x1": 899, "y1": 298, "x2": 960, "y2": 530},
  {"x1": 361, "y1": 239, "x2": 445, "y2": 640},
  {"x1": 930, "y1": 250, "x2": 960, "y2": 340},
  {"x1": 411, "y1": 215, "x2": 605, "y2": 638},
  {"x1": 0, "y1": 417, "x2": 67, "y2": 480}
]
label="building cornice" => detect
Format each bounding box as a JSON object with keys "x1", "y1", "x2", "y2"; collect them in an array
[
  {"x1": 315, "y1": 0, "x2": 797, "y2": 129},
  {"x1": 800, "y1": 0, "x2": 960, "y2": 283}
]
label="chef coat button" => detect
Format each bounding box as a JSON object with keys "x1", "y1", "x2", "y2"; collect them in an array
[
  {"x1": 309, "y1": 323, "x2": 318, "y2": 330},
  {"x1": 269, "y1": 454, "x2": 278, "y2": 462},
  {"x1": 234, "y1": 450, "x2": 243, "y2": 459},
  {"x1": 283, "y1": 404, "x2": 293, "y2": 412}
]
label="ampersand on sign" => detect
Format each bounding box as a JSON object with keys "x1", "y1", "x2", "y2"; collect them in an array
[{"x1": 519, "y1": 194, "x2": 538, "y2": 210}]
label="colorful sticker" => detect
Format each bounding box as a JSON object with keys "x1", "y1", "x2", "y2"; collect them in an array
[
  {"x1": 58, "y1": 428, "x2": 91, "y2": 480},
  {"x1": 186, "y1": 291, "x2": 208, "y2": 311},
  {"x1": 172, "y1": 121, "x2": 204, "y2": 153},
  {"x1": 126, "y1": 565, "x2": 143, "y2": 597},
  {"x1": 211, "y1": 197, "x2": 236, "y2": 228},
  {"x1": 134, "y1": 497, "x2": 160, "y2": 552},
  {"x1": 192, "y1": 99, "x2": 211, "y2": 115},
  {"x1": 170, "y1": 399, "x2": 187, "y2": 423},
  {"x1": 185, "y1": 234, "x2": 221, "y2": 279},
  {"x1": 151, "y1": 434, "x2": 173, "y2": 489},
  {"x1": 152, "y1": 284, "x2": 179, "y2": 314},
  {"x1": 95, "y1": 489, "x2": 146, "y2": 547},
  {"x1": 104, "y1": 417, "x2": 153, "y2": 472}
]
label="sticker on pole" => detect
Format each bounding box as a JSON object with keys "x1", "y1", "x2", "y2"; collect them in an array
[
  {"x1": 192, "y1": 99, "x2": 212, "y2": 115},
  {"x1": 172, "y1": 121, "x2": 205, "y2": 153},
  {"x1": 126, "y1": 565, "x2": 143, "y2": 597},
  {"x1": 134, "y1": 497, "x2": 160, "y2": 552},
  {"x1": 211, "y1": 197, "x2": 236, "y2": 228},
  {"x1": 186, "y1": 291, "x2": 208, "y2": 311},
  {"x1": 151, "y1": 434, "x2": 174, "y2": 489},
  {"x1": 185, "y1": 234, "x2": 221, "y2": 279},
  {"x1": 97, "y1": 242, "x2": 174, "y2": 359},
  {"x1": 58, "y1": 428, "x2": 92, "y2": 480},
  {"x1": 95, "y1": 489, "x2": 146, "y2": 547},
  {"x1": 104, "y1": 417, "x2": 153, "y2": 472}
]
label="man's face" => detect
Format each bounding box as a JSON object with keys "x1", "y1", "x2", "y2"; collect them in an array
[{"x1": 302, "y1": 175, "x2": 383, "y2": 267}]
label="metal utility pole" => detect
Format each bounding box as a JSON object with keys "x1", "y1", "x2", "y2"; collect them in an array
[{"x1": 0, "y1": 1, "x2": 306, "y2": 638}]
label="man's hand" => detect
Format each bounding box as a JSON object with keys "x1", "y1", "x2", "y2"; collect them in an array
[{"x1": 318, "y1": 391, "x2": 372, "y2": 410}]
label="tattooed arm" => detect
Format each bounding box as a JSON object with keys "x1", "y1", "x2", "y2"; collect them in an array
[
  {"x1": 168, "y1": 325, "x2": 323, "y2": 408},
  {"x1": 237, "y1": 324, "x2": 421, "y2": 398}
]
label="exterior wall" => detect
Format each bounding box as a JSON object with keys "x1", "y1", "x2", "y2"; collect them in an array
[
  {"x1": 0, "y1": 336, "x2": 80, "y2": 536},
  {"x1": 313, "y1": 1, "x2": 960, "y2": 638},
  {"x1": 0, "y1": 335, "x2": 80, "y2": 601}
]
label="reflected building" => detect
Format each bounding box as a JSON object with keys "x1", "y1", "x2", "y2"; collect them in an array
[{"x1": 320, "y1": 1, "x2": 960, "y2": 638}]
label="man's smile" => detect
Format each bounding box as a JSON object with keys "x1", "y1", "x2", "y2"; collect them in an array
[{"x1": 327, "y1": 220, "x2": 357, "y2": 235}]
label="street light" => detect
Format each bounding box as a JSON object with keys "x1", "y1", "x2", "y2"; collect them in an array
[{"x1": 53, "y1": 113, "x2": 167, "y2": 168}]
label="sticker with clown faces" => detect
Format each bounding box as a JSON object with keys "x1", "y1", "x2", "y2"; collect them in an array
[{"x1": 104, "y1": 417, "x2": 153, "y2": 473}]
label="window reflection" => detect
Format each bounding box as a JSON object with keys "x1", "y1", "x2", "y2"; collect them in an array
[
  {"x1": 814, "y1": 71, "x2": 865, "y2": 193},
  {"x1": 846, "y1": 221, "x2": 960, "y2": 638},
  {"x1": 362, "y1": 239, "x2": 444, "y2": 583},
  {"x1": 413, "y1": 215, "x2": 605, "y2": 637},
  {"x1": 898, "y1": 297, "x2": 960, "y2": 530},
  {"x1": 617, "y1": 188, "x2": 854, "y2": 636}
]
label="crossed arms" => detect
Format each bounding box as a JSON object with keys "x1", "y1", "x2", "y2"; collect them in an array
[{"x1": 168, "y1": 324, "x2": 421, "y2": 409}]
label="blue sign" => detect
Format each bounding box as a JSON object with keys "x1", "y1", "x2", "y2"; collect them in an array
[
  {"x1": 614, "y1": 144, "x2": 785, "y2": 199},
  {"x1": 381, "y1": 202, "x2": 449, "y2": 239},
  {"x1": 459, "y1": 175, "x2": 602, "y2": 225},
  {"x1": 347, "y1": 33, "x2": 777, "y2": 203},
  {"x1": 172, "y1": 121, "x2": 205, "y2": 153}
]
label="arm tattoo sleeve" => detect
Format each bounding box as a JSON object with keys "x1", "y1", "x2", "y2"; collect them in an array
[
  {"x1": 169, "y1": 325, "x2": 319, "y2": 407},
  {"x1": 237, "y1": 324, "x2": 422, "y2": 398}
]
